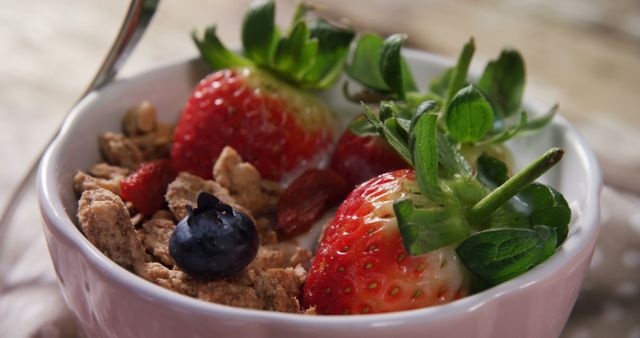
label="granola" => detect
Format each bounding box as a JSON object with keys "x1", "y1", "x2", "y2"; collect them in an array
[
  {"x1": 75, "y1": 102, "x2": 312, "y2": 313},
  {"x1": 165, "y1": 172, "x2": 246, "y2": 221},
  {"x1": 137, "y1": 218, "x2": 176, "y2": 267},
  {"x1": 213, "y1": 146, "x2": 282, "y2": 216},
  {"x1": 98, "y1": 132, "x2": 144, "y2": 170},
  {"x1": 77, "y1": 188, "x2": 146, "y2": 270}
]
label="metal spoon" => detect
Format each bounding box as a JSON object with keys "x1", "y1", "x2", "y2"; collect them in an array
[{"x1": 0, "y1": 0, "x2": 160, "y2": 241}]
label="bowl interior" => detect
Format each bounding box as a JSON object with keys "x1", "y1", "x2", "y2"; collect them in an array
[{"x1": 40, "y1": 50, "x2": 601, "y2": 323}]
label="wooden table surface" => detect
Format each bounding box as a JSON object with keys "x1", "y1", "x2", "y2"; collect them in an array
[{"x1": 1, "y1": 1, "x2": 639, "y2": 337}]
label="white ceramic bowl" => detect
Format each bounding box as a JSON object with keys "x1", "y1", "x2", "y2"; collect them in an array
[{"x1": 38, "y1": 50, "x2": 602, "y2": 338}]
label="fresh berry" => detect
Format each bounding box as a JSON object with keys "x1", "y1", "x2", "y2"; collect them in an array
[
  {"x1": 120, "y1": 159, "x2": 177, "y2": 215},
  {"x1": 305, "y1": 32, "x2": 568, "y2": 314},
  {"x1": 330, "y1": 126, "x2": 409, "y2": 187},
  {"x1": 303, "y1": 170, "x2": 471, "y2": 314},
  {"x1": 172, "y1": 1, "x2": 354, "y2": 181},
  {"x1": 169, "y1": 192, "x2": 258, "y2": 280},
  {"x1": 276, "y1": 168, "x2": 349, "y2": 238},
  {"x1": 171, "y1": 69, "x2": 334, "y2": 180}
]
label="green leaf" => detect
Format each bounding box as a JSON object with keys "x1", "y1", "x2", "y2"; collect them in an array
[
  {"x1": 446, "y1": 85, "x2": 494, "y2": 143},
  {"x1": 456, "y1": 225, "x2": 557, "y2": 286},
  {"x1": 361, "y1": 103, "x2": 383, "y2": 130},
  {"x1": 345, "y1": 33, "x2": 416, "y2": 97},
  {"x1": 272, "y1": 21, "x2": 317, "y2": 81},
  {"x1": 241, "y1": 0, "x2": 279, "y2": 66},
  {"x1": 537, "y1": 225, "x2": 558, "y2": 258},
  {"x1": 519, "y1": 104, "x2": 558, "y2": 135},
  {"x1": 303, "y1": 19, "x2": 355, "y2": 88},
  {"x1": 470, "y1": 148, "x2": 564, "y2": 223},
  {"x1": 476, "y1": 154, "x2": 509, "y2": 189},
  {"x1": 445, "y1": 38, "x2": 475, "y2": 107},
  {"x1": 475, "y1": 154, "x2": 571, "y2": 245},
  {"x1": 436, "y1": 131, "x2": 472, "y2": 178},
  {"x1": 380, "y1": 34, "x2": 409, "y2": 99},
  {"x1": 345, "y1": 34, "x2": 389, "y2": 92},
  {"x1": 410, "y1": 100, "x2": 439, "y2": 132},
  {"x1": 396, "y1": 117, "x2": 412, "y2": 133},
  {"x1": 348, "y1": 114, "x2": 378, "y2": 136},
  {"x1": 477, "y1": 48, "x2": 526, "y2": 119},
  {"x1": 382, "y1": 101, "x2": 414, "y2": 132},
  {"x1": 361, "y1": 102, "x2": 412, "y2": 163},
  {"x1": 193, "y1": 26, "x2": 252, "y2": 70},
  {"x1": 406, "y1": 92, "x2": 443, "y2": 112},
  {"x1": 480, "y1": 111, "x2": 528, "y2": 145},
  {"x1": 378, "y1": 101, "x2": 396, "y2": 122},
  {"x1": 410, "y1": 112, "x2": 440, "y2": 195},
  {"x1": 430, "y1": 67, "x2": 454, "y2": 98},
  {"x1": 518, "y1": 183, "x2": 571, "y2": 245},
  {"x1": 382, "y1": 118, "x2": 412, "y2": 163},
  {"x1": 394, "y1": 199, "x2": 469, "y2": 255}
]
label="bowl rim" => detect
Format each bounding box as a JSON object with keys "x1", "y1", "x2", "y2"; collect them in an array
[{"x1": 37, "y1": 48, "x2": 603, "y2": 326}]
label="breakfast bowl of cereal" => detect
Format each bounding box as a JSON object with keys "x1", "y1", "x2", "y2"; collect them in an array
[{"x1": 37, "y1": 1, "x2": 602, "y2": 337}]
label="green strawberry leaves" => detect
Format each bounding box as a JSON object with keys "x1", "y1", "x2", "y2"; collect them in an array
[
  {"x1": 350, "y1": 38, "x2": 569, "y2": 288},
  {"x1": 518, "y1": 183, "x2": 571, "y2": 244},
  {"x1": 469, "y1": 148, "x2": 565, "y2": 223},
  {"x1": 242, "y1": 0, "x2": 279, "y2": 66},
  {"x1": 446, "y1": 85, "x2": 494, "y2": 143},
  {"x1": 272, "y1": 20, "x2": 318, "y2": 81},
  {"x1": 349, "y1": 36, "x2": 555, "y2": 145},
  {"x1": 456, "y1": 225, "x2": 557, "y2": 286},
  {"x1": 519, "y1": 104, "x2": 559, "y2": 135},
  {"x1": 359, "y1": 100, "x2": 569, "y2": 286},
  {"x1": 304, "y1": 19, "x2": 356, "y2": 88},
  {"x1": 477, "y1": 48, "x2": 526, "y2": 120},
  {"x1": 193, "y1": 26, "x2": 252, "y2": 70},
  {"x1": 395, "y1": 199, "x2": 469, "y2": 254},
  {"x1": 345, "y1": 33, "x2": 417, "y2": 99},
  {"x1": 436, "y1": 132, "x2": 473, "y2": 179},
  {"x1": 347, "y1": 114, "x2": 378, "y2": 136},
  {"x1": 195, "y1": 0, "x2": 354, "y2": 89},
  {"x1": 475, "y1": 153, "x2": 571, "y2": 245},
  {"x1": 380, "y1": 34, "x2": 418, "y2": 99},
  {"x1": 476, "y1": 153, "x2": 509, "y2": 188},
  {"x1": 380, "y1": 34, "x2": 408, "y2": 99},
  {"x1": 445, "y1": 38, "x2": 475, "y2": 108},
  {"x1": 409, "y1": 109, "x2": 440, "y2": 195},
  {"x1": 361, "y1": 103, "x2": 412, "y2": 163},
  {"x1": 345, "y1": 34, "x2": 388, "y2": 92}
]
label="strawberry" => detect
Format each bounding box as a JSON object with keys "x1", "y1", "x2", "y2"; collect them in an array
[
  {"x1": 171, "y1": 1, "x2": 354, "y2": 181},
  {"x1": 304, "y1": 99, "x2": 568, "y2": 314},
  {"x1": 330, "y1": 119, "x2": 409, "y2": 187},
  {"x1": 276, "y1": 168, "x2": 349, "y2": 238},
  {"x1": 120, "y1": 159, "x2": 177, "y2": 215},
  {"x1": 304, "y1": 170, "x2": 471, "y2": 314}
]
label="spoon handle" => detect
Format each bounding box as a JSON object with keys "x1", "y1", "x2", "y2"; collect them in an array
[
  {"x1": 85, "y1": 0, "x2": 160, "y2": 95},
  {"x1": 0, "y1": 0, "x2": 160, "y2": 241}
]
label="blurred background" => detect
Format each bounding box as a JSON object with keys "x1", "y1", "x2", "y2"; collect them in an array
[{"x1": 0, "y1": 0, "x2": 639, "y2": 337}]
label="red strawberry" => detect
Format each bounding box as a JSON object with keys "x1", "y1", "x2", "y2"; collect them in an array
[
  {"x1": 172, "y1": 69, "x2": 334, "y2": 180},
  {"x1": 276, "y1": 168, "x2": 349, "y2": 238},
  {"x1": 330, "y1": 126, "x2": 409, "y2": 187},
  {"x1": 171, "y1": 1, "x2": 354, "y2": 181},
  {"x1": 120, "y1": 159, "x2": 177, "y2": 215},
  {"x1": 303, "y1": 170, "x2": 471, "y2": 314}
]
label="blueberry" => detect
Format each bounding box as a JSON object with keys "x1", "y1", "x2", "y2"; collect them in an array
[{"x1": 169, "y1": 192, "x2": 259, "y2": 280}]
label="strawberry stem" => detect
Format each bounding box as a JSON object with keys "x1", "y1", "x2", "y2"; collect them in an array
[{"x1": 468, "y1": 147, "x2": 564, "y2": 222}]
